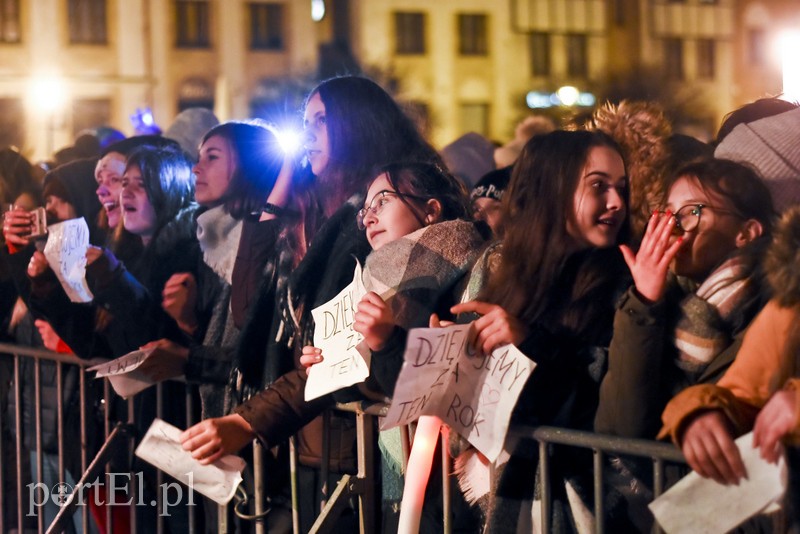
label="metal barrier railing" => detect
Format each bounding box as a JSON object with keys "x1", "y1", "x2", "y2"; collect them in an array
[
  {"x1": 512, "y1": 425, "x2": 686, "y2": 534},
  {"x1": 2, "y1": 342, "x2": 691, "y2": 534}
]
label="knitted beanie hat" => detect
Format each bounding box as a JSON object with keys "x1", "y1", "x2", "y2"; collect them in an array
[
  {"x1": 164, "y1": 107, "x2": 220, "y2": 162},
  {"x1": 715, "y1": 106, "x2": 800, "y2": 212},
  {"x1": 441, "y1": 132, "x2": 496, "y2": 189},
  {"x1": 471, "y1": 166, "x2": 511, "y2": 202}
]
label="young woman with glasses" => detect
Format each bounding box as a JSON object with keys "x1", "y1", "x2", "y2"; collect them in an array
[{"x1": 596, "y1": 158, "x2": 775, "y2": 441}]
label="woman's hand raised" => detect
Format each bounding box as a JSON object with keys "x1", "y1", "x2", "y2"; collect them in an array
[{"x1": 619, "y1": 211, "x2": 684, "y2": 303}]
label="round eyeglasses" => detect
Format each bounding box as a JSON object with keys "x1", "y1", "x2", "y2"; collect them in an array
[
  {"x1": 356, "y1": 190, "x2": 427, "y2": 230},
  {"x1": 672, "y1": 203, "x2": 741, "y2": 233}
]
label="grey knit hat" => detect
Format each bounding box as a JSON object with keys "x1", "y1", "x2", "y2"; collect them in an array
[
  {"x1": 715, "y1": 106, "x2": 800, "y2": 212},
  {"x1": 164, "y1": 107, "x2": 220, "y2": 162}
]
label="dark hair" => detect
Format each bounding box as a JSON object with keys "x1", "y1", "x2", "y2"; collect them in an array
[
  {"x1": 0, "y1": 147, "x2": 39, "y2": 205},
  {"x1": 199, "y1": 120, "x2": 284, "y2": 219},
  {"x1": 715, "y1": 98, "x2": 799, "y2": 146},
  {"x1": 671, "y1": 158, "x2": 776, "y2": 237},
  {"x1": 374, "y1": 161, "x2": 471, "y2": 223},
  {"x1": 124, "y1": 145, "x2": 194, "y2": 233},
  {"x1": 480, "y1": 130, "x2": 629, "y2": 327},
  {"x1": 306, "y1": 76, "x2": 443, "y2": 214},
  {"x1": 101, "y1": 135, "x2": 182, "y2": 158}
]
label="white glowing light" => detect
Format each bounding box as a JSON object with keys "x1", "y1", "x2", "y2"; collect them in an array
[
  {"x1": 556, "y1": 86, "x2": 580, "y2": 106},
  {"x1": 311, "y1": 0, "x2": 325, "y2": 22},
  {"x1": 28, "y1": 74, "x2": 67, "y2": 114},
  {"x1": 275, "y1": 128, "x2": 303, "y2": 155},
  {"x1": 781, "y1": 31, "x2": 800, "y2": 103}
]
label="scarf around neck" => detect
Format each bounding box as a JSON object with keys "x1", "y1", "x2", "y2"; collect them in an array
[
  {"x1": 196, "y1": 205, "x2": 242, "y2": 285},
  {"x1": 673, "y1": 252, "x2": 758, "y2": 378}
]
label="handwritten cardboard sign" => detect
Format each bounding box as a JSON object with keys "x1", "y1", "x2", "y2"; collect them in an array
[
  {"x1": 305, "y1": 262, "x2": 370, "y2": 401},
  {"x1": 135, "y1": 418, "x2": 245, "y2": 505},
  {"x1": 381, "y1": 324, "x2": 536, "y2": 462},
  {"x1": 43, "y1": 218, "x2": 93, "y2": 303},
  {"x1": 88, "y1": 346, "x2": 185, "y2": 399}
]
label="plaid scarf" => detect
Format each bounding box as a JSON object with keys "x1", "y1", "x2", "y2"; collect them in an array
[
  {"x1": 673, "y1": 253, "x2": 757, "y2": 379},
  {"x1": 362, "y1": 219, "x2": 489, "y2": 330}
]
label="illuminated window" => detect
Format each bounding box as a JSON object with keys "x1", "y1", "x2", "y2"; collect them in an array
[
  {"x1": 394, "y1": 12, "x2": 425, "y2": 55},
  {"x1": 458, "y1": 14, "x2": 488, "y2": 56},
  {"x1": 697, "y1": 39, "x2": 715, "y2": 79},
  {"x1": 664, "y1": 38, "x2": 684, "y2": 80},
  {"x1": 175, "y1": 0, "x2": 210, "y2": 48},
  {"x1": 530, "y1": 32, "x2": 550, "y2": 76},
  {"x1": 178, "y1": 78, "x2": 214, "y2": 111},
  {"x1": 249, "y1": 3, "x2": 284, "y2": 50},
  {"x1": 460, "y1": 103, "x2": 489, "y2": 136},
  {"x1": 68, "y1": 0, "x2": 107, "y2": 44},
  {"x1": 566, "y1": 34, "x2": 588, "y2": 78},
  {"x1": 0, "y1": 0, "x2": 20, "y2": 43}
]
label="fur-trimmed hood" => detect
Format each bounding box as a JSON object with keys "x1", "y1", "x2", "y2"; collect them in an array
[
  {"x1": 765, "y1": 205, "x2": 800, "y2": 307},
  {"x1": 585, "y1": 100, "x2": 673, "y2": 241}
]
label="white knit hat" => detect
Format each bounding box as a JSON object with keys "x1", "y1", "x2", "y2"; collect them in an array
[{"x1": 715, "y1": 106, "x2": 800, "y2": 212}]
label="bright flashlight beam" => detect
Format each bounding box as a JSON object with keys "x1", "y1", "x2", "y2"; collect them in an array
[
  {"x1": 275, "y1": 129, "x2": 303, "y2": 155},
  {"x1": 781, "y1": 31, "x2": 800, "y2": 102}
]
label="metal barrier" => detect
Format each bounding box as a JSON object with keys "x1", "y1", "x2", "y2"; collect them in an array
[{"x1": 2, "y1": 342, "x2": 694, "y2": 534}]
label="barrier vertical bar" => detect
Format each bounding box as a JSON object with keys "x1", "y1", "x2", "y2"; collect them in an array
[
  {"x1": 290, "y1": 436, "x2": 300, "y2": 534},
  {"x1": 14, "y1": 355, "x2": 23, "y2": 534},
  {"x1": 56, "y1": 362, "x2": 65, "y2": 499},
  {"x1": 128, "y1": 397, "x2": 136, "y2": 534},
  {"x1": 653, "y1": 458, "x2": 666, "y2": 534},
  {"x1": 356, "y1": 411, "x2": 376, "y2": 534},
  {"x1": 34, "y1": 357, "x2": 44, "y2": 534},
  {"x1": 186, "y1": 385, "x2": 196, "y2": 534},
  {"x1": 320, "y1": 410, "x2": 331, "y2": 511},
  {"x1": 104, "y1": 379, "x2": 113, "y2": 534},
  {"x1": 79, "y1": 366, "x2": 89, "y2": 533},
  {"x1": 539, "y1": 441, "x2": 551, "y2": 534},
  {"x1": 593, "y1": 449, "x2": 605, "y2": 534},
  {"x1": 254, "y1": 440, "x2": 266, "y2": 534},
  {"x1": 156, "y1": 382, "x2": 164, "y2": 534}
]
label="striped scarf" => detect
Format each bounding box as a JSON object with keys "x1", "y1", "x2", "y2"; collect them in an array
[{"x1": 673, "y1": 253, "x2": 757, "y2": 379}]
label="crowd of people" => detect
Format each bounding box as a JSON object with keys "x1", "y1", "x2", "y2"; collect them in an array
[{"x1": 1, "y1": 75, "x2": 800, "y2": 533}]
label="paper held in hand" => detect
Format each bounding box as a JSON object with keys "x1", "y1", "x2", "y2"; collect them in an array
[
  {"x1": 43, "y1": 217, "x2": 93, "y2": 303},
  {"x1": 381, "y1": 324, "x2": 536, "y2": 462},
  {"x1": 305, "y1": 262, "x2": 370, "y2": 401},
  {"x1": 649, "y1": 431, "x2": 786, "y2": 534},
  {"x1": 135, "y1": 418, "x2": 246, "y2": 506},
  {"x1": 88, "y1": 346, "x2": 186, "y2": 399}
]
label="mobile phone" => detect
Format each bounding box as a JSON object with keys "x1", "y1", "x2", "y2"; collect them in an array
[{"x1": 23, "y1": 207, "x2": 48, "y2": 239}]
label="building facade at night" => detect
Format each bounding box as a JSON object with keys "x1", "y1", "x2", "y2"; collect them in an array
[{"x1": 0, "y1": 0, "x2": 797, "y2": 161}]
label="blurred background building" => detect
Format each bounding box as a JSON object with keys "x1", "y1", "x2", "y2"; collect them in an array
[{"x1": 0, "y1": 0, "x2": 797, "y2": 161}]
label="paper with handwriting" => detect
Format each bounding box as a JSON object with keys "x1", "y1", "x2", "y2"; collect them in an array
[
  {"x1": 305, "y1": 262, "x2": 369, "y2": 401},
  {"x1": 88, "y1": 346, "x2": 185, "y2": 398},
  {"x1": 43, "y1": 217, "x2": 93, "y2": 303},
  {"x1": 135, "y1": 418, "x2": 245, "y2": 505},
  {"x1": 381, "y1": 323, "x2": 535, "y2": 462}
]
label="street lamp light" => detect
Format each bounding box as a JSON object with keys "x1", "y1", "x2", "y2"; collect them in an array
[
  {"x1": 780, "y1": 31, "x2": 800, "y2": 102},
  {"x1": 28, "y1": 73, "x2": 68, "y2": 158}
]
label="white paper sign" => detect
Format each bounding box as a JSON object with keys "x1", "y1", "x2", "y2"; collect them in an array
[
  {"x1": 649, "y1": 431, "x2": 786, "y2": 534},
  {"x1": 135, "y1": 418, "x2": 246, "y2": 505},
  {"x1": 305, "y1": 262, "x2": 369, "y2": 401},
  {"x1": 381, "y1": 324, "x2": 536, "y2": 462},
  {"x1": 43, "y1": 218, "x2": 93, "y2": 303},
  {"x1": 88, "y1": 346, "x2": 185, "y2": 399}
]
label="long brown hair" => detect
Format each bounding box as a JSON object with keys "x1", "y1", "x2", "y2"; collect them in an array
[{"x1": 480, "y1": 130, "x2": 629, "y2": 331}]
